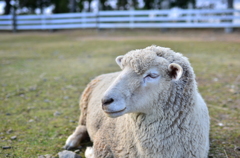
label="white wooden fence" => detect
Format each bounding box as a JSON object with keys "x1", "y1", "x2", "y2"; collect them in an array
[{"x1": 0, "y1": 9, "x2": 240, "y2": 31}]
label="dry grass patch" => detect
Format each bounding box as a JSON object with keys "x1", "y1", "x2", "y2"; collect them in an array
[{"x1": 0, "y1": 30, "x2": 239, "y2": 158}]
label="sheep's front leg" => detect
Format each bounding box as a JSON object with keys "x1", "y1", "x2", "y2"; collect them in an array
[{"x1": 64, "y1": 125, "x2": 88, "y2": 150}]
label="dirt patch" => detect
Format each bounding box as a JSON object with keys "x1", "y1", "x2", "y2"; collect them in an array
[
  {"x1": 1, "y1": 29, "x2": 239, "y2": 42},
  {"x1": 70, "y1": 29, "x2": 240, "y2": 42}
]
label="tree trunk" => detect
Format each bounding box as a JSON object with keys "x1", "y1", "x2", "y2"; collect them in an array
[
  {"x1": 227, "y1": 0, "x2": 233, "y2": 9},
  {"x1": 69, "y1": 0, "x2": 76, "y2": 12},
  {"x1": 88, "y1": 0, "x2": 92, "y2": 12},
  {"x1": 225, "y1": 0, "x2": 234, "y2": 33},
  {"x1": 40, "y1": 0, "x2": 44, "y2": 14},
  {"x1": 4, "y1": 0, "x2": 11, "y2": 15}
]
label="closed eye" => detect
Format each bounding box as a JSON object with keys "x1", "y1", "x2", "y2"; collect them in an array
[
  {"x1": 143, "y1": 73, "x2": 159, "y2": 84},
  {"x1": 145, "y1": 73, "x2": 159, "y2": 79}
]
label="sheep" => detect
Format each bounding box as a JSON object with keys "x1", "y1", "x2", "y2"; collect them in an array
[{"x1": 64, "y1": 45, "x2": 210, "y2": 158}]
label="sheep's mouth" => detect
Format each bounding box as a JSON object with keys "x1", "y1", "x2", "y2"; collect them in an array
[{"x1": 104, "y1": 107, "x2": 126, "y2": 114}]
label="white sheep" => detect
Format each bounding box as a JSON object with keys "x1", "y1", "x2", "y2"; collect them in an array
[{"x1": 64, "y1": 45, "x2": 210, "y2": 158}]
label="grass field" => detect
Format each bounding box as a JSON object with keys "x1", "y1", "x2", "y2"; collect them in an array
[{"x1": 0, "y1": 29, "x2": 240, "y2": 158}]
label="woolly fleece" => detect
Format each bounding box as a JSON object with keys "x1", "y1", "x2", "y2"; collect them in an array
[{"x1": 65, "y1": 45, "x2": 210, "y2": 158}]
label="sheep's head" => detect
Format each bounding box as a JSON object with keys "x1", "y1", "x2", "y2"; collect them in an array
[{"x1": 102, "y1": 46, "x2": 194, "y2": 118}]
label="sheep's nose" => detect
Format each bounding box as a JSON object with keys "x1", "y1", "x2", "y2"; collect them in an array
[{"x1": 102, "y1": 97, "x2": 114, "y2": 106}]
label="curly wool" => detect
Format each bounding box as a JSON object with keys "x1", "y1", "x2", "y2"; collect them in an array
[{"x1": 65, "y1": 45, "x2": 210, "y2": 158}]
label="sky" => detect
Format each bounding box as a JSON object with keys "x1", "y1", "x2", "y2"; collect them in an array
[{"x1": 0, "y1": 1, "x2": 4, "y2": 14}]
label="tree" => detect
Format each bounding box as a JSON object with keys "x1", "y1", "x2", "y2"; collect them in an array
[
  {"x1": 4, "y1": 0, "x2": 11, "y2": 15},
  {"x1": 51, "y1": 0, "x2": 69, "y2": 13},
  {"x1": 227, "y1": 0, "x2": 234, "y2": 9},
  {"x1": 116, "y1": 0, "x2": 138, "y2": 10},
  {"x1": 18, "y1": 0, "x2": 52, "y2": 14},
  {"x1": 77, "y1": 0, "x2": 84, "y2": 12},
  {"x1": 170, "y1": 0, "x2": 195, "y2": 9},
  {"x1": 85, "y1": 0, "x2": 93, "y2": 12},
  {"x1": 117, "y1": 0, "x2": 128, "y2": 10},
  {"x1": 99, "y1": 0, "x2": 107, "y2": 10},
  {"x1": 143, "y1": 0, "x2": 154, "y2": 10},
  {"x1": 142, "y1": 0, "x2": 195, "y2": 10},
  {"x1": 131, "y1": 0, "x2": 139, "y2": 9},
  {"x1": 17, "y1": 0, "x2": 72, "y2": 14},
  {"x1": 69, "y1": 0, "x2": 76, "y2": 12}
]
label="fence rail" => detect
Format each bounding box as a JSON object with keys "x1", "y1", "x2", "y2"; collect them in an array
[{"x1": 0, "y1": 9, "x2": 240, "y2": 31}]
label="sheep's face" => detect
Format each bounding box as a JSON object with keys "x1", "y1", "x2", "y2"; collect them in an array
[{"x1": 101, "y1": 50, "x2": 183, "y2": 118}]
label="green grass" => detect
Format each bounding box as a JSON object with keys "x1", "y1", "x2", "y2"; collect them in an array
[{"x1": 0, "y1": 30, "x2": 240, "y2": 158}]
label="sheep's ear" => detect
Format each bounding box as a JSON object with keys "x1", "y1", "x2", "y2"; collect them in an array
[
  {"x1": 115, "y1": 55, "x2": 123, "y2": 68},
  {"x1": 168, "y1": 63, "x2": 183, "y2": 81}
]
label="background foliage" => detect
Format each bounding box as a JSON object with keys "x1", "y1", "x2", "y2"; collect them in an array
[{"x1": 3, "y1": 0, "x2": 197, "y2": 14}]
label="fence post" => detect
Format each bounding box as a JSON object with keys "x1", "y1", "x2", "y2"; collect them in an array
[
  {"x1": 130, "y1": 9, "x2": 134, "y2": 29},
  {"x1": 41, "y1": 14, "x2": 46, "y2": 30},
  {"x1": 96, "y1": 11, "x2": 100, "y2": 30},
  {"x1": 82, "y1": 12, "x2": 86, "y2": 28},
  {"x1": 225, "y1": 27, "x2": 233, "y2": 33},
  {"x1": 225, "y1": 7, "x2": 233, "y2": 33},
  {"x1": 12, "y1": 5, "x2": 17, "y2": 33}
]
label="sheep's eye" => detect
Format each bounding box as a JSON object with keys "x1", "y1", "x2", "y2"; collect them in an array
[{"x1": 145, "y1": 73, "x2": 159, "y2": 79}]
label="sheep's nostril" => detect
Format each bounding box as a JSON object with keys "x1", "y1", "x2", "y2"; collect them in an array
[{"x1": 102, "y1": 98, "x2": 114, "y2": 106}]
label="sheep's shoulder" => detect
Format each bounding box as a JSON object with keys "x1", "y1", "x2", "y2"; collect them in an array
[
  {"x1": 79, "y1": 72, "x2": 118, "y2": 125},
  {"x1": 79, "y1": 76, "x2": 103, "y2": 125},
  {"x1": 83, "y1": 72, "x2": 121, "y2": 133}
]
